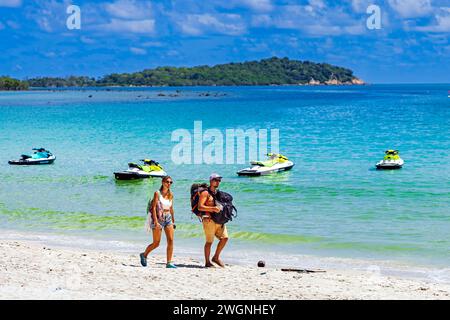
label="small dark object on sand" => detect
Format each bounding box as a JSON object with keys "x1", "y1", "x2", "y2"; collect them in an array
[
  {"x1": 257, "y1": 260, "x2": 265, "y2": 267},
  {"x1": 281, "y1": 268, "x2": 326, "y2": 273}
]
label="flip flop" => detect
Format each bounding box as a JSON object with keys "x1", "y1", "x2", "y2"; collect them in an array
[{"x1": 140, "y1": 253, "x2": 147, "y2": 267}]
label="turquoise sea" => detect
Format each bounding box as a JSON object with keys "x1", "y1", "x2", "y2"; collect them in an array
[{"x1": 0, "y1": 85, "x2": 449, "y2": 270}]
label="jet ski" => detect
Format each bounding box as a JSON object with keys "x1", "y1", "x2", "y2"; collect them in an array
[
  {"x1": 8, "y1": 148, "x2": 56, "y2": 165},
  {"x1": 114, "y1": 159, "x2": 168, "y2": 180},
  {"x1": 376, "y1": 150, "x2": 404, "y2": 170},
  {"x1": 237, "y1": 153, "x2": 295, "y2": 176}
]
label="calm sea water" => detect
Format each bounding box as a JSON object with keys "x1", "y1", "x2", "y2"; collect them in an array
[{"x1": 0, "y1": 85, "x2": 449, "y2": 268}]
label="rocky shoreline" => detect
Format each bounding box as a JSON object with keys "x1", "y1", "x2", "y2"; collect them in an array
[{"x1": 304, "y1": 77, "x2": 365, "y2": 86}]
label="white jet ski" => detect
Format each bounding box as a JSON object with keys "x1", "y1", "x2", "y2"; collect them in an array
[
  {"x1": 237, "y1": 153, "x2": 294, "y2": 176},
  {"x1": 376, "y1": 150, "x2": 404, "y2": 170},
  {"x1": 8, "y1": 148, "x2": 56, "y2": 165},
  {"x1": 114, "y1": 159, "x2": 167, "y2": 180}
]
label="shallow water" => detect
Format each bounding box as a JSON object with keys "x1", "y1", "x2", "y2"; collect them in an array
[{"x1": 0, "y1": 85, "x2": 449, "y2": 268}]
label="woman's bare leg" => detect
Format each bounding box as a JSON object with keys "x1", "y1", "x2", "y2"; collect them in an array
[
  {"x1": 144, "y1": 227, "x2": 162, "y2": 257},
  {"x1": 164, "y1": 225, "x2": 175, "y2": 263}
]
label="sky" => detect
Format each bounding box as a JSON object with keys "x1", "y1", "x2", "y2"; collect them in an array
[{"x1": 0, "y1": 0, "x2": 449, "y2": 83}]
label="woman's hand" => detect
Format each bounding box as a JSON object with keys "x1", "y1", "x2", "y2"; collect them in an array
[{"x1": 154, "y1": 222, "x2": 162, "y2": 230}]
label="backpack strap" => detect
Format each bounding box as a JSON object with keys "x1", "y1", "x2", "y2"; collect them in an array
[
  {"x1": 207, "y1": 187, "x2": 217, "y2": 201},
  {"x1": 196, "y1": 188, "x2": 216, "y2": 220}
]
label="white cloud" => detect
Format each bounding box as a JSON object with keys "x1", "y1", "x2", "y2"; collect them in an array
[
  {"x1": 216, "y1": 0, "x2": 273, "y2": 12},
  {"x1": 351, "y1": 0, "x2": 373, "y2": 13},
  {"x1": 104, "y1": 0, "x2": 153, "y2": 20},
  {"x1": 239, "y1": 0, "x2": 273, "y2": 12},
  {"x1": 0, "y1": 0, "x2": 22, "y2": 8},
  {"x1": 6, "y1": 20, "x2": 20, "y2": 29},
  {"x1": 142, "y1": 41, "x2": 164, "y2": 47},
  {"x1": 87, "y1": 0, "x2": 156, "y2": 35},
  {"x1": 166, "y1": 50, "x2": 179, "y2": 57},
  {"x1": 415, "y1": 7, "x2": 450, "y2": 32},
  {"x1": 97, "y1": 18, "x2": 155, "y2": 34},
  {"x1": 308, "y1": 0, "x2": 326, "y2": 10},
  {"x1": 37, "y1": 16, "x2": 53, "y2": 32},
  {"x1": 44, "y1": 51, "x2": 57, "y2": 58},
  {"x1": 26, "y1": 0, "x2": 68, "y2": 33},
  {"x1": 251, "y1": 14, "x2": 272, "y2": 27},
  {"x1": 130, "y1": 47, "x2": 147, "y2": 55},
  {"x1": 177, "y1": 13, "x2": 246, "y2": 36},
  {"x1": 388, "y1": 0, "x2": 433, "y2": 18},
  {"x1": 252, "y1": 4, "x2": 366, "y2": 36},
  {"x1": 27, "y1": 0, "x2": 156, "y2": 35},
  {"x1": 80, "y1": 36, "x2": 96, "y2": 44}
]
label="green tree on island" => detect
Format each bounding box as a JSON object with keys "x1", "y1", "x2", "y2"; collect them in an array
[
  {"x1": 0, "y1": 76, "x2": 29, "y2": 91},
  {"x1": 24, "y1": 57, "x2": 364, "y2": 88}
]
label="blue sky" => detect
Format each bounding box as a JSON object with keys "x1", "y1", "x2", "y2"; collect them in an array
[{"x1": 0, "y1": 0, "x2": 449, "y2": 83}]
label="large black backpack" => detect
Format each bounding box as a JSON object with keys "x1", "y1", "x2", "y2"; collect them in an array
[
  {"x1": 210, "y1": 190, "x2": 237, "y2": 225},
  {"x1": 190, "y1": 184, "x2": 237, "y2": 224}
]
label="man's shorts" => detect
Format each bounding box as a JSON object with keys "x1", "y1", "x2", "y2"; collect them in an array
[{"x1": 202, "y1": 217, "x2": 229, "y2": 243}]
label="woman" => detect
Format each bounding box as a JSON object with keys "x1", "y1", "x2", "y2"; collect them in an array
[{"x1": 140, "y1": 176, "x2": 176, "y2": 268}]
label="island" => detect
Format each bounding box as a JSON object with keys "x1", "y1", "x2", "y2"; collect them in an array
[
  {"x1": 0, "y1": 76, "x2": 29, "y2": 91},
  {"x1": 24, "y1": 57, "x2": 364, "y2": 88}
]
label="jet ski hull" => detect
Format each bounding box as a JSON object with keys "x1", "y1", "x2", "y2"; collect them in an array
[
  {"x1": 375, "y1": 159, "x2": 404, "y2": 170},
  {"x1": 8, "y1": 156, "x2": 56, "y2": 165},
  {"x1": 114, "y1": 172, "x2": 149, "y2": 180},
  {"x1": 114, "y1": 169, "x2": 167, "y2": 180},
  {"x1": 376, "y1": 164, "x2": 403, "y2": 170},
  {"x1": 237, "y1": 163, "x2": 294, "y2": 176}
]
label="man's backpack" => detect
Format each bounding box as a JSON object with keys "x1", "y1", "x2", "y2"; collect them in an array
[
  {"x1": 210, "y1": 190, "x2": 237, "y2": 225},
  {"x1": 190, "y1": 183, "x2": 209, "y2": 217},
  {"x1": 190, "y1": 184, "x2": 237, "y2": 225}
]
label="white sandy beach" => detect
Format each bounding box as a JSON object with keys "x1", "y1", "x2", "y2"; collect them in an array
[{"x1": 0, "y1": 239, "x2": 449, "y2": 300}]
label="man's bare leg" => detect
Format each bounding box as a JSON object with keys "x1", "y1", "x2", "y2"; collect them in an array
[
  {"x1": 212, "y1": 238, "x2": 228, "y2": 267},
  {"x1": 204, "y1": 242, "x2": 215, "y2": 267}
]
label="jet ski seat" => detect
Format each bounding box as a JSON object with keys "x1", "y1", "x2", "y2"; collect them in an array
[{"x1": 128, "y1": 163, "x2": 143, "y2": 170}]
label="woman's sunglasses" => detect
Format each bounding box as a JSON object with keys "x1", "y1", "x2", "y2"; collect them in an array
[{"x1": 165, "y1": 180, "x2": 173, "y2": 184}]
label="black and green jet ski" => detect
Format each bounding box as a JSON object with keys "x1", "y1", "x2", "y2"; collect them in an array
[
  {"x1": 376, "y1": 150, "x2": 404, "y2": 169},
  {"x1": 114, "y1": 159, "x2": 168, "y2": 180},
  {"x1": 237, "y1": 153, "x2": 294, "y2": 176}
]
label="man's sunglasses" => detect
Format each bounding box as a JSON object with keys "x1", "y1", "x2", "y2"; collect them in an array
[{"x1": 212, "y1": 178, "x2": 222, "y2": 182}]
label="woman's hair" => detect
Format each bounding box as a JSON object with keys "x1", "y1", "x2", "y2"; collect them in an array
[{"x1": 160, "y1": 176, "x2": 173, "y2": 200}]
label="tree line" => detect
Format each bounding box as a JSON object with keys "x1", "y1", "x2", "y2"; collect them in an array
[
  {"x1": 0, "y1": 76, "x2": 29, "y2": 90},
  {"x1": 14, "y1": 57, "x2": 362, "y2": 88}
]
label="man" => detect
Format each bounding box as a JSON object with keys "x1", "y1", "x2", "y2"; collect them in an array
[{"x1": 198, "y1": 173, "x2": 228, "y2": 268}]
